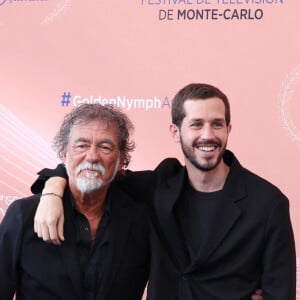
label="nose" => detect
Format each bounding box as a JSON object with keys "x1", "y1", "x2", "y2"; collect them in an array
[
  {"x1": 201, "y1": 124, "x2": 214, "y2": 139},
  {"x1": 86, "y1": 145, "x2": 101, "y2": 163}
]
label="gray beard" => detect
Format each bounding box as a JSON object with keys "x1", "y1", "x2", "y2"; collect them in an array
[
  {"x1": 74, "y1": 177, "x2": 104, "y2": 194},
  {"x1": 64, "y1": 154, "x2": 120, "y2": 194}
]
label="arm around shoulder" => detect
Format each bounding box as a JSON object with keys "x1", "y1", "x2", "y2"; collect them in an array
[
  {"x1": 33, "y1": 172, "x2": 68, "y2": 245},
  {"x1": 31, "y1": 163, "x2": 68, "y2": 194}
]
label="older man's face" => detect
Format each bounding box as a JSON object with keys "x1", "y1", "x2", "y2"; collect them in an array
[{"x1": 63, "y1": 119, "x2": 122, "y2": 194}]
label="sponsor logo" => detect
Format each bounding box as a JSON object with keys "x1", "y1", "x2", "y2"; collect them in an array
[{"x1": 278, "y1": 65, "x2": 300, "y2": 142}]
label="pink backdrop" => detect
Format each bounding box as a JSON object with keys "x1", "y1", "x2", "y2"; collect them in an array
[{"x1": 0, "y1": 0, "x2": 299, "y2": 298}]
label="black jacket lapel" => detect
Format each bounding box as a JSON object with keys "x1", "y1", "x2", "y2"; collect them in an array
[{"x1": 152, "y1": 168, "x2": 190, "y2": 270}]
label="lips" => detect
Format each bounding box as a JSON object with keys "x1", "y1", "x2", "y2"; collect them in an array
[
  {"x1": 80, "y1": 169, "x2": 101, "y2": 178},
  {"x1": 195, "y1": 141, "x2": 220, "y2": 152},
  {"x1": 198, "y1": 146, "x2": 216, "y2": 152}
]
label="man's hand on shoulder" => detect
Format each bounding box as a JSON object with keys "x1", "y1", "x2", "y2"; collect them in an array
[{"x1": 34, "y1": 177, "x2": 66, "y2": 245}]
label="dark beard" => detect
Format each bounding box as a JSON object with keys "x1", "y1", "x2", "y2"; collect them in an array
[{"x1": 180, "y1": 141, "x2": 226, "y2": 172}]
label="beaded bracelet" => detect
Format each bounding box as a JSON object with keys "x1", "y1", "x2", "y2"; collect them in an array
[{"x1": 40, "y1": 192, "x2": 63, "y2": 200}]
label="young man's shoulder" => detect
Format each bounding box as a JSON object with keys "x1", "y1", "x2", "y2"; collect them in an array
[
  {"x1": 154, "y1": 157, "x2": 183, "y2": 176},
  {"x1": 243, "y1": 167, "x2": 288, "y2": 201},
  {"x1": 227, "y1": 150, "x2": 287, "y2": 201}
]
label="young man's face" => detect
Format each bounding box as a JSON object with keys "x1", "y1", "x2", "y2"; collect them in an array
[
  {"x1": 63, "y1": 119, "x2": 122, "y2": 194},
  {"x1": 171, "y1": 97, "x2": 231, "y2": 172}
]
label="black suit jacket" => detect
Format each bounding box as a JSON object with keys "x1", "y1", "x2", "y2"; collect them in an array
[
  {"x1": 144, "y1": 151, "x2": 296, "y2": 300},
  {"x1": 0, "y1": 182, "x2": 149, "y2": 300},
  {"x1": 29, "y1": 150, "x2": 296, "y2": 300}
]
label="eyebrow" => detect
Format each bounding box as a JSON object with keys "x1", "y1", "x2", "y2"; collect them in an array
[
  {"x1": 73, "y1": 137, "x2": 115, "y2": 144},
  {"x1": 189, "y1": 117, "x2": 226, "y2": 122},
  {"x1": 74, "y1": 137, "x2": 90, "y2": 143}
]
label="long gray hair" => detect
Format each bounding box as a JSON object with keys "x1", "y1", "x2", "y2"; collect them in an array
[{"x1": 53, "y1": 104, "x2": 135, "y2": 171}]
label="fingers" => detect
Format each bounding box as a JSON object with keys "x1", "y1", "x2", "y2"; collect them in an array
[
  {"x1": 251, "y1": 289, "x2": 263, "y2": 300},
  {"x1": 57, "y1": 215, "x2": 65, "y2": 243},
  {"x1": 34, "y1": 214, "x2": 62, "y2": 245},
  {"x1": 34, "y1": 194, "x2": 65, "y2": 245},
  {"x1": 48, "y1": 220, "x2": 62, "y2": 245}
]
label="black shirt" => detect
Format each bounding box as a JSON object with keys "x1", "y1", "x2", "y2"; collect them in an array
[
  {"x1": 177, "y1": 180, "x2": 223, "y2": 263},
  {"x1": 71, "y1": 193, "x2": 111, "y2": 300}
]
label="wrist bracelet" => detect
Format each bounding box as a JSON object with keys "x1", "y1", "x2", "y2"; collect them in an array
[{"x1": 41, "y1": 192, "x2": 63, "y2": 200}]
